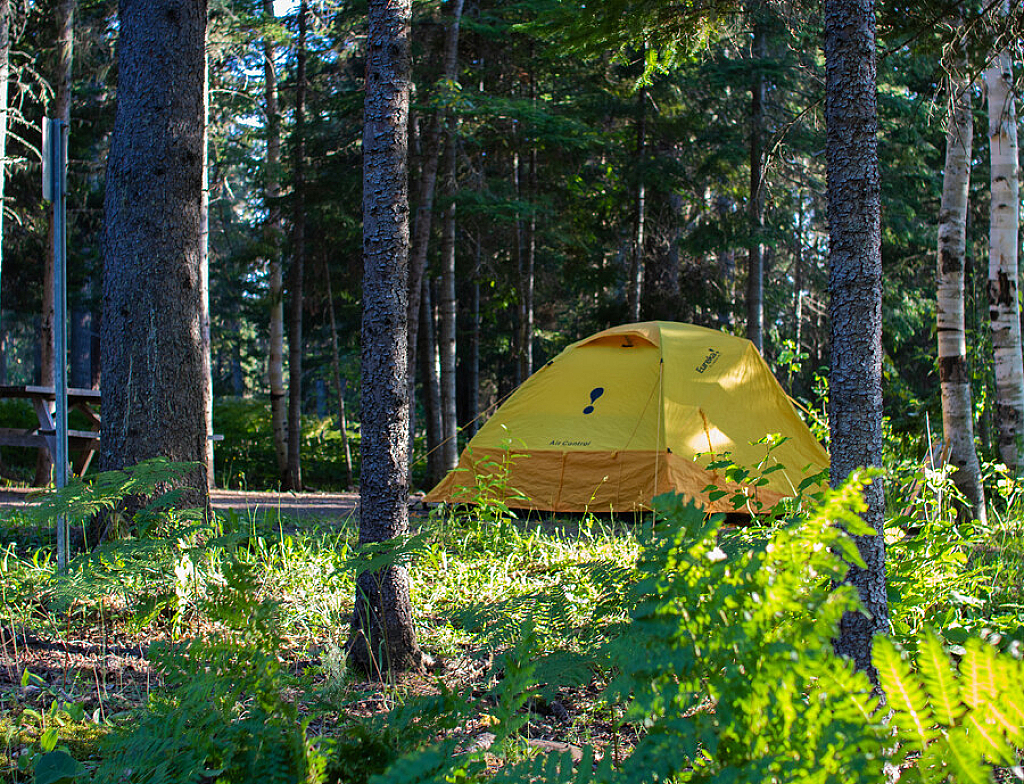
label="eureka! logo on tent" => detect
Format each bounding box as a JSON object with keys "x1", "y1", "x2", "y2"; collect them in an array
[{"x1": 695, "y1": 348, "x2": 721, "y2": 374}]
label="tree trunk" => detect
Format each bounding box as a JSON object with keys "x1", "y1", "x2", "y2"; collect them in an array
[
  {"x1": 938, "y1": 59, "x2": 986, "y2": 524},
  {"x1": 985, "y1": 24, "x2": 1024, "y2": 473},
  {"x1": 824, "y1": 0, "x2": 887, "y2": 681},
  {"x1": 349, "y1": 0, "x2": 423, "y2": 675},
  {"x1": 101, "y1": 0, "x2": 210, "y2": 509},
  {"x1": 746, "y1": 11, "x2": 766, "y2": 351},
  {"x1": 439, "y1": 114, "x2": 459, "y2": 471},
  {"x1": 324, "y1": 262, "x2": 354, "y2": 489},
  {"x1": 420, "y1": 278, "x2": 444, "y2": 487},
  {"x1": 626, "y1": 85, "x2": 647, "y2": 322},
  {"x1": 467, "y1": 236, "x2": 481, "y2": 437},
  {"x1": 263, "y1": 0, "x2": 288, "y2": 483},
  {"x1": 36, "y1": 0, "x2": 75, "y2": 486},
  {"x1": 200, "y1": 24, "x2": 214, "y2": 490},
  {"x1": 406, "y1": 0, "x2": 464, "y2": 458},
  {"x1": 286, "y1": 0, "x2": 307, "y2": 491},
  {"x1": 0, "y1": 0, "x2": 8, "y2": 322},
  {"x1": 716, "y1": 194, "x2": 735, "y2": 328}
]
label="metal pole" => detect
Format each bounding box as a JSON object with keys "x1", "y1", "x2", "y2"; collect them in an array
[{"x1": 45, "y1": 117, "x2": 69, "y2": 571}]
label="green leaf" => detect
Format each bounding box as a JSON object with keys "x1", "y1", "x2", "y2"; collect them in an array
[
  {"x1": 944, "y1": 728, "x2": 990, "y2": 784},
  {"x1": 874, "y1": 636, "x2": 936, "y2": 751},
  {"x1": 39, "y1": 728, "x2": 59, "y2": 753},
  {"x1": 917, "y1": 629, "x2": 963, "y2": 727},
  {"x1": 34, "y1": 750, "x2": 86, "y2": 784}
]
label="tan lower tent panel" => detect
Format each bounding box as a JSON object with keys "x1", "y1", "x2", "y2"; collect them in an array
[{"x1": 427, "y1": 447, "x2": 788, "y2": 514}]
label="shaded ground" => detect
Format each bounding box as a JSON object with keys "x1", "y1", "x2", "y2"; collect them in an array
[{"x1": 0, "y1": 487, "x2": 363, "y2": 523}]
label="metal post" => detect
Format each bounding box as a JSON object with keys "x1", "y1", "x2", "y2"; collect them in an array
[{"x1": 43, "y1": 117, "x2": 69, "y2": 571}]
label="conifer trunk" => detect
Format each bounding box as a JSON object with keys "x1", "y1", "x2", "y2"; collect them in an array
[
  {"x1": 350, "y1": 0, "x2": 423, "y2": 674},
  {"x1": 439, "y1": 114, "x2": 458, "y2": 471},
  {"x1": 407, "y1": 0, "x2": 463, "y2": 459},
  {"x1": 938, "y1": 58, "x2": 986, "y2": 523},
  {"x1": 101, "y1": 0, "x2": 210, "y2": 508},
  {"x1": 286, "y1": 0, "x2": 307, "y2": 491},
  {"x1": 746, "y1": 12, "x2": 766, "y2": 351},
  {"x1": 824, "y1": 0, "x2": 888, "y2": 680},
  {"x1": 420, "y1": 278, "x2": 444, "y2": 487},
  {"x1": 626, "y1": 85, "x2": 647, "y2": 322},
  {"x1": 985, "y1": 20, "x2": 1024, "y2": 473},
  {"x1": 263, "y1": 0, "x2": 288, "y2": 482}
]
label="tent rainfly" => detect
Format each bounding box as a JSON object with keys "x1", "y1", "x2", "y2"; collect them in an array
[{"x1": 425, "y1": 321, "x2": 829, "y2": 514}]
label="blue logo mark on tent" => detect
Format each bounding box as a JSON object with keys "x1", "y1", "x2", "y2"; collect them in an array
[{"x1": 583, "y1": 387, "x2": 604, "y2": 414}]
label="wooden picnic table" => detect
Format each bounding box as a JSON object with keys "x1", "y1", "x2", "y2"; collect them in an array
[{"x1": 0, "y1": 385, "x2": 101, "y2": 477}]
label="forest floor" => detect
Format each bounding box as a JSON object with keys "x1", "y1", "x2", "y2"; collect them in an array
[
  {"x1": 0, "y1": 487, "x2": 363, "y2": 522},
  {"x1": 0, "y1": 488, "x2": 640, "y2": 781}
]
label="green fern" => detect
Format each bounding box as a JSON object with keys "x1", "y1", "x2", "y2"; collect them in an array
[{"x1": 876, "y1": 628, "x2": 1023, "y2": 783}]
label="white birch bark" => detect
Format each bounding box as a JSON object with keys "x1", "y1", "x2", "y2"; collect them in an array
[
  {"x1": 985, "y1": 39, "x2": 1024, "y2": 472},
  {"x1": 937, "y1": 64, "x2": 986, "y2": 523}
]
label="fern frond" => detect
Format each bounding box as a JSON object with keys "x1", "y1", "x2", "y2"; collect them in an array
[
  {"x1": 874, "y1": 636, "x2": 937, "y2": 752},
  {"x1": 962, "y1": 638, "x2": 999, "y2": 712},
  {"x1": 918, "y1": 629, "x2": 964, "y2": 727},
  {"x1": 945, "y1": 727, "x2": 992, "y2": 784},
  {"x1": 965, "y1": 711, "x2": 1015, "y2": 766}
]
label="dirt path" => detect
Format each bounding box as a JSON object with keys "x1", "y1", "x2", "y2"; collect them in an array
[{"x1": 0, "y1": 486, "x2": 363, "y2": 522}]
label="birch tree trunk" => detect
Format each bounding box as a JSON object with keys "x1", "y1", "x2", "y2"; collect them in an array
[
  {"x1": 824, "y1": 0, "x2": 887, "y2": 680},
  {"x1": 286, "y1": 0, "x2": 307, "y2": 491},
  {"x1": 349, "y1": 0, "x2": 423, "y2": 674},
  {"x1": 263, "y1": 0, "x2": 288, "y2": 482},
  {"x1": 985, "y1": 30, "x2": 1024, "y2": 473},
  {"x1": 200, "y1": 25, "x2": 214, "y2": 489},
  {"x1": 938, "y1": 63, "x2": 986, "y2": 523}
]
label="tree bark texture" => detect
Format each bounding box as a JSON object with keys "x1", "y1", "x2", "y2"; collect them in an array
[
  {"x1": 985, "y1": 39, "x2": 1024, "y2": 473},
  {"x1": 938, "y1": 63, "x2": 986, "y2": 524},
  {"x1": 406, "y1": 0, "x2": 463, "y2": 459},
  {"x1": 439, "y1": 113, "x2": 459, "y2": 472},
  {"x1": 420, "y1": 278, "x2": 444, "y2": 487},
  {"x1": 350, "y1": 0, "x2": 422, "y2": 675},
  {"x1": 824, "y1": 0, "x2": 888, "y2": 680},
  {"x1": 263, "y1": 0, "x2": 288, "y2": 483},
  {"x1": 746, "y1": 12, "x2": 766, "y2": 351},
  {"x1": 716, "y1": 193, "x2": 735, "y2": 328},
  {"x1": 286, "y1": 0, "x2": 307, "y2": 491},
  {"x1": 200, "y1": 27, "x2": 214, "y2": 489},
  {"x1": 626, "y1": 85, "x2": 647, "y2": 322},
  {"x1": 101, "y1": 0, "x2": 210, "y2": 508},
  {"x1": 467, "y1": 237, "x2": 481, "y2": 437}
]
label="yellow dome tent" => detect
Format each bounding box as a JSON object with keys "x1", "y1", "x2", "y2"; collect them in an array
[{"x1": 425, "y1": 321, "x2": 829, "y2": 514}]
